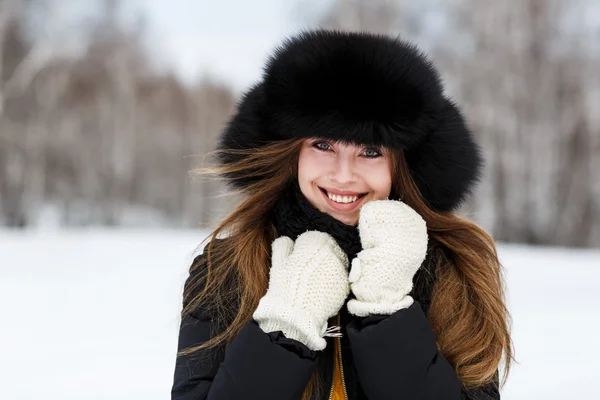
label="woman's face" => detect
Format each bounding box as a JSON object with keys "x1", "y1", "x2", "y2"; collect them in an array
[{"x1": 297, "y1": 138, "x2": 393, "y2": 226}]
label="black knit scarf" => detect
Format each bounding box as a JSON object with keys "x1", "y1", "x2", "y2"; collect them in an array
[
  {"x1": 270, "y1": 180, "x2": 437, "y2": 312},
  {"x1": 270, "y1": 181, "x2": 363, "y2": 260}
]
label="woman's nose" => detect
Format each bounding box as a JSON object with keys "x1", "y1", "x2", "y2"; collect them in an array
[{"x1": 330, "y1": 156, "x2": 357, "y2": 184}]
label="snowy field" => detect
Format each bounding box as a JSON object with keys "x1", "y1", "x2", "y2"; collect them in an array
[{"x1": 1, "y1": 229, "x2": 599, "y2": 399}]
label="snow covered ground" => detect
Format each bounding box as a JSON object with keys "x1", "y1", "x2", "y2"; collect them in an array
[{"x1": 1, "y1": 229, "x2": 598, "y2": 399}]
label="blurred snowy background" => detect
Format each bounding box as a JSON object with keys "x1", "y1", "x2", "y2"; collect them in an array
[{"x1": 1, "y1": 0, "x2": 599, "y2": 399}]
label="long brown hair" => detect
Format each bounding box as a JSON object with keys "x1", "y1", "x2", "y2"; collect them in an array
[
  {"x1": 388, "y1": 151, "x2": 513, "y2": 388},
  {"x1": 180, "y1": 138, "x2": 512, "y2": 397}
]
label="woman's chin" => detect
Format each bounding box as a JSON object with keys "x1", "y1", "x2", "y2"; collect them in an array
[{"x1": 329, "y1": 211, "x2": 359, "y2": 226}]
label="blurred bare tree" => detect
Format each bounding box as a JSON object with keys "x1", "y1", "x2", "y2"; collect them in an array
[
  {"x1": 312, "y1": 0, "x2": 600, "y2": 248},
  {"x1": 0, "y1": 0, "x2": 236, "y2": 228},
  {"x1": 436, "y1": 0, "x2": 600, "y2": 248}
]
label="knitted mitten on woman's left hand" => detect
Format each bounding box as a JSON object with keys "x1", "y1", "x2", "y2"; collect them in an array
[{"x1": 347, "y1": 200, "x2": 428, "y2": 317}]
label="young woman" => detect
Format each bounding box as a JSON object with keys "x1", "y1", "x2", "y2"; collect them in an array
[{"x1": 171, "y1": 30, "x2": 513, "y2": 400}]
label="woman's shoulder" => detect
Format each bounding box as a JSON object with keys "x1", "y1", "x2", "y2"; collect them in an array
[
  {"x1": 182, "y1": 237, "x2": 237, "y2": 319},
  {"x1": 187, "y1": 237, "x2": 231, "y2": 276},
  {"x1": 184, "y1": 237, "x2": 231, "y2": 286}
]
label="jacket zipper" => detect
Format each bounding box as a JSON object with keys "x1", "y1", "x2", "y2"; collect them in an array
[{"x1": 328, "y1": 313, "x2": 348, "y2": 400}]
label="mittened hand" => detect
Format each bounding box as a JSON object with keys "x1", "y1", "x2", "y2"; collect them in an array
[
  {"x1": 253, "y1": 231, "x2": 350, "y2": 351},
  {"x1": 347, "y1": 200, "x2": 428, "y2": 317}
]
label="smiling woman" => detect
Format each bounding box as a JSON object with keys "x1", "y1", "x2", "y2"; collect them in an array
[
  {"x1": 298, "y1": 139, "x2": 392, "y2": 225},
  {"x1": 171, "y1": 29, "x2": 512, "y2": 400}
]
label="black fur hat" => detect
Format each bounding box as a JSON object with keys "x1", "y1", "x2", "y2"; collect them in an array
[{"x1": 217, "y1": 30, "x2": 483, "y2": 212}]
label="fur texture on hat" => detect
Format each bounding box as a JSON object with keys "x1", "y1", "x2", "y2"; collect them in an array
[{"x1": 217, "y1": 29, "x2": 483, "y2": 212}]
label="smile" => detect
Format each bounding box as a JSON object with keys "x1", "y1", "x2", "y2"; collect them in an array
[{"x1": 319, "y1": 187, "x2": 368, "y2": 210}]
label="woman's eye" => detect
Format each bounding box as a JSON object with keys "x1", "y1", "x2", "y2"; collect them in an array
[
  {"x1": 363, "y1": 148, "x2": 382, "y2": 158},
  {"x1": 313, "y1": 142, "x2": 331, "y2": 151}
]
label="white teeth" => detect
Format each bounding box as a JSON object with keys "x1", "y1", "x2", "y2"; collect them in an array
[{"x1": 326, "y1": 191, "x2": 359, "y2": 203}]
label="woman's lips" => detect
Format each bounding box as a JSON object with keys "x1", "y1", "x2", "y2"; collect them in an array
[{"x1": 319, "y1": 187, "x2": 367, "y2": 212}]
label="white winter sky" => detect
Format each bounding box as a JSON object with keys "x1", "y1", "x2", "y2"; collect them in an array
[
  {"x1": 33, "y1": 0, "x2": 600, "y2": 92},
  {"x1": 128, "y1": 0, "x2": 600, "y2": 91},
  {"x1": 128, "y1": 0, "x2": 333, "y2": 91}
]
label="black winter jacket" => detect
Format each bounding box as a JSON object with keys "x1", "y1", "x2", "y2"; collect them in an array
[{"x1": 171, "y1": 183, "x2": 500, "y2": 399}]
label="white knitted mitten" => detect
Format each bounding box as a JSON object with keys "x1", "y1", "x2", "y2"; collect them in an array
[
  {"x1": 253, "y1": 231, "x2": 349, "y2": 351},
  {"x1": 347, "y1": 200, "x2": 428, "y2": 317}
]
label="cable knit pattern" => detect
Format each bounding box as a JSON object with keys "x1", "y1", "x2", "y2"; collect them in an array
[
  {"x1": 347, "y1": 200, "x2": 429, "y2": 317},
  {"x1": 253, "y1": 231, "x2": 350, "y2": 351}
]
